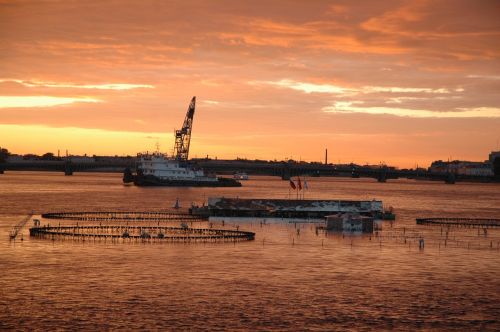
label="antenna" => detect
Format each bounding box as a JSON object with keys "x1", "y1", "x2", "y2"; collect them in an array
[{"x1": 173, "y1": 97, "x2": 196, "y2": 161}]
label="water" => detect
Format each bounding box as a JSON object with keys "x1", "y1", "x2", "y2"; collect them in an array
[{"x1": 1, "y1": 172, "x2": 499, "y2": 331}]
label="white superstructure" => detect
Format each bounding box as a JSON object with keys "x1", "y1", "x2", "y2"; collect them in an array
[{"x1": 137, "y1": 153, "x2": 217, "y2": 182}]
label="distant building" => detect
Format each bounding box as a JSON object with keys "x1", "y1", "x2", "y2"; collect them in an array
[
  {"x1": 429, "y1": 160, "x2": 453, "y2": 173},
  {"x1": 429, "y1": 160, "x2": 493, "y2": 177},
  {"x1": 489, "y1": 151, "x2": 500, "y2": 164},
  {"x1": 459, "y1": 163, "x2": 493, "y2": 176}
]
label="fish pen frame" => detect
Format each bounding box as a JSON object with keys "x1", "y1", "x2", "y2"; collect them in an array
[
  {"x1": 41, "y1": 211, "x2": 206, "y2": 222},
  {"x1": 30, "y1": 225, "x2": 255, "y2": 242},
  {"x1": 416, "y1": 218, "x2": 500, "y2": 228}
]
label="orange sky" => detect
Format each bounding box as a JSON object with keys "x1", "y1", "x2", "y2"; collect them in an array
[{"x1": 1, "y1": 0, "x2": 499, "y2": 167}]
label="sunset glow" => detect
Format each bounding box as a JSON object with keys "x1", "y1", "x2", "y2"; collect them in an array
[
  {"x1": 1, "y1": 0, "x2": 499, "y2": 167},
  {"x1": 0, "y1": 96, "x2": 101, "y2": 108},
  {"x1": 0, "y1": 79, "x2": 155, "y2": 90}
]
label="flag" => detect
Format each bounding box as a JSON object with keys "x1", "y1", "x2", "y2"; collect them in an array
[
  {"x1": 289, "y1": 179, "x2": 296, "y2": 189},
  {"x1": 304, "y1": 180, "x2": 308, "y2": 190},
  {"x1": 297, "y1": 177, "x2": 302, "y2": 190}
]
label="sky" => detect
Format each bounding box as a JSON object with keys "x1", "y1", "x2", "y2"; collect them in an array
[{"x1": 1, "y1": 0, "x2": 499, "y2": 167}]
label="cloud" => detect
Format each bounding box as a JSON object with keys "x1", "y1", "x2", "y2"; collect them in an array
[
  {"x1": 385, "y1": 96, "x2": 462, "y2": 104},
  {"x1": 363, "y1": 86, "x2": 450, "y2": 94},
  {"x1": 251, "y1": 79, "x2": 454, "y2": 98},
  {"x1": 323, "y1": 102, "x2": 500, "y2": 118},
  {"x1": 0, "y1": 96, "x2": 100, "y2": 108},
  {"x1": 250, "y1": 79, "x2": 350, "y2": 94},
  {"x1": 467, "y1": 75, "x2": 500, "y2": 80},
  {"x1": 1, "y1": 79, "x2": 154, "y2": 90},
  {"x1": 0, "y1": 0, "x2": 499, "y2": 166},
  {"x1": 203, "y1": 100, "x2": 220, "y2": 105}
]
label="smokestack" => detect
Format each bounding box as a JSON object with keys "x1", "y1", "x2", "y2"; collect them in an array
[{"x1": 325, "y1": 148, "x2": 328, "y2": 165}]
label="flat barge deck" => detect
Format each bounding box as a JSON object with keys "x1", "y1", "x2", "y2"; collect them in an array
[{"x1": 206, "y1": 197, "x2": 383, "y2": 219}]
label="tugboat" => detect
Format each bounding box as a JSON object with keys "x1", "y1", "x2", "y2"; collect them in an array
[{"x1": 123, "y1": 97, "x2": 241, "y2": 187}]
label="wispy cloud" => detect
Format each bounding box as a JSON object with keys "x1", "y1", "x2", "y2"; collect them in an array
[
  {"x1": 386, "y1": 95, "x2": 462, "y2": 104},
  {"x1": 251, "y1": 79, "x2": 451, "y2": 96},
  {"x1": 466, "y1": 75, "x2": 500, "y2": 80},
  {"x1": 1, "y1": 79, "x2": 154, "y2": 90},
  {"x1": 0, "y1": 96, "x2": 100, "y2": 108},
  {"x1": 203, "y1": 100, "x2": 220, "y2": 105},
  {"x1": 250, "y1": 79, "x2": 350, "y2": 94},
  {"x1": 323, "y1": 101, "x2": 500, "y2": 118},
  {"x1": 363, "y1": 86, "x2": 449, "y2": 94}
]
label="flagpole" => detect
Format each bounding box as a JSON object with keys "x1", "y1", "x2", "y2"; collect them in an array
[
  {"x1": 303, "y1": 179, "x2": 308, "y2": 200},
  {"x1": 289, "y1": 178, "x2": 296, "y2": 200}
]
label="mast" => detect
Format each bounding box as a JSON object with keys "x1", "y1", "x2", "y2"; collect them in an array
[{"x1": 173, "y1": 96, "x2": 196, "y2": 161}]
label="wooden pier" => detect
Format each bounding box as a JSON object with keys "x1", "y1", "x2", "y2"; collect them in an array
[
  {"x1": 29, "y1": 225, "x2": 255, "y2": 242},
  {"x1": 416, "y1": 218, "x2": 500, "y2": 228}
]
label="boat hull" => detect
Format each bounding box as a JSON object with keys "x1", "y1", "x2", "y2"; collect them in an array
[{"x1": 130, "y1": 174, "x2": 242, "y2": 187}]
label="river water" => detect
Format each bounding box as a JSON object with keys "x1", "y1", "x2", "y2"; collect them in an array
[{"x1": 1, "y1": 172, "x2": 499, "y2": 331}]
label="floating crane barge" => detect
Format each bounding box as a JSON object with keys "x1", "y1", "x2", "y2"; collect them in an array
[{"x1": 123, "y1": 97, "x2": 241, "y2": 187}]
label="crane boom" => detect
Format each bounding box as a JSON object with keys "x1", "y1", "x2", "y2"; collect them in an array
[{"x1": 173, "y1": 96, "x2": 196, "y2": 161}]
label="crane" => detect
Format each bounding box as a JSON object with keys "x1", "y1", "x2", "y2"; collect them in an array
[{"x1": 173, "y1": 96, "x2": 196, "y2": 161}]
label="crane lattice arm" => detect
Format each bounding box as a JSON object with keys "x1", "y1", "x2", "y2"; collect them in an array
[{"x1": 174, "y1": 96, "x2": 196, "y2": 161}]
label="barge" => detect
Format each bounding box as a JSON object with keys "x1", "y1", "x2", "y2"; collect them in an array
[
  {"x1": 125, "y1": 153, "x2": 241, "y2": 187},
  {"x1": 205, "y1": 197, "x2": 383, "y2": 219}
]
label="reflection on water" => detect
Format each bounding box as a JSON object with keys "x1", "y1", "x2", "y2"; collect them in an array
[{"x1": 1, "y1": 172, "x2": 499, "y2": 330}]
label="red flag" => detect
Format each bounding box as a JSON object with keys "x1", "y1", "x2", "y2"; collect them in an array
[
  {"x1": 289, "y1": 179, "x2": 296, "y2": 189},
  {"x1": 297, "y1": 177, "x2": 302, "y2": 190}
]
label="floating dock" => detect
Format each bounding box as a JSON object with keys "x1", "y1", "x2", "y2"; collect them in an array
[{"x1": 207, "y1": 197, "x2": 383, "y2": 219}]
